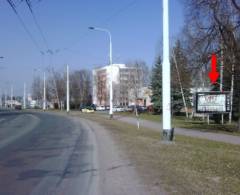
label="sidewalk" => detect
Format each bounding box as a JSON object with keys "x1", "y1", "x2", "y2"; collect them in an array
[{"x1": 113, "y1": 115, "x2": 240, "y2": 145}]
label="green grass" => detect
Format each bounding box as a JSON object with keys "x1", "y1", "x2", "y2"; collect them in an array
[{"x1": 75, "y1": 112, "x2": 240, "y2": 194}]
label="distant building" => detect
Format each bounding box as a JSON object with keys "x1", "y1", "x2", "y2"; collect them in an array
[
  {"x1": 128, "y1": 87, "x2": 153, "y2": 107},
  {"x1": 5, "y1": 100, "x2": 21, "y2": 107},
  {"x1": 92, "y1": 64, "x2": 143, "y2": 106}
]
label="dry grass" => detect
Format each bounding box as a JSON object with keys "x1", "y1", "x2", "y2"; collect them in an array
[{"x1": 75, "y1": 112, "x2": 240, "y2": 195}]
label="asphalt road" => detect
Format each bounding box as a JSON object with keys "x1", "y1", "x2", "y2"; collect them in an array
[{"x1": 0, "y1": 110, "x2": 147, "y2": 195}]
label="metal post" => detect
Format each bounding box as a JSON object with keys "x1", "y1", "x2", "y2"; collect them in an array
[
  {"x1": 220, "y1": 43, "x2": 224, "y2": 124},
  {"x1": 10, "y1": 85, "x2": 13, "y2": 109},
  {"x1": 229, "y1": 55, "x2": 235, "y2": 124},
  {"x1": 66, "y1": 65, "x2": 70, "y2": 113},
  {"x1": 109, "y1": 32, "x2": 113, "y2": 118},
  {"x1": 162, "y1": 0, "x2": 173, "y2": 141},
  {"x1": 0, "y1": 89, "x2": 2, "y2": 108},
  {"x1": 4, "y1": 90, "x2": 6, "y2": 108},
  {"x1": 43, "y1": 72, "x2": 46, "y2": 111},
  {"x1": 23, "y1": 83, "x2": 26, "y2": 109},
  {"x1": 88, "y1": 27, "x2": 113, "y2": 118}
]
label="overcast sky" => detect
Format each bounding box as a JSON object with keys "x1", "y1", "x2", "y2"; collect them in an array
[{"x1": 0, "y1": 0, "x2": 184, "y2": 95}]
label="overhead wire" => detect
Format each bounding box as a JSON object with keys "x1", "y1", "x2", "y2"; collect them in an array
[
  {"x1": 25, "y1": 0, "x2": 50, "y2": 51},
  {"x1": 103, "y1": 0, "x2": 138, "y2": 24},
  {"x1": 6, "y1": 0, "x2": 43, "y2": 54}
]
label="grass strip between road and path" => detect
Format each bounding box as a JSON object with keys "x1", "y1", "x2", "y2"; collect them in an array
[{"x1": 71, "y1": 112, "x2": 240, "y2": 195}]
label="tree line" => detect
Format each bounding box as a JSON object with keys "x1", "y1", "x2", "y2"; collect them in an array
[{"x1": 32, "y1": 67, "x2": 92, "y2": 109}]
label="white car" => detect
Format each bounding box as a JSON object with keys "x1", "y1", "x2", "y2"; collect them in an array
[
  {"x1": 96, "y1": 106, "x2": 105, "y2": 111},
  {"x1": 113, "y1": 106, "x2": 124, "y2": 112}
]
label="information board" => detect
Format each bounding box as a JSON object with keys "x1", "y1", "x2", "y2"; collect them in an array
[{"x1": 195, "y1": 92, "x2": 231, "y2": 113}]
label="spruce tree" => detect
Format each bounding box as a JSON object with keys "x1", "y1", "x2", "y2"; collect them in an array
[{"x1": 150, "y1": 56, "x2": 162, "y2": 113}]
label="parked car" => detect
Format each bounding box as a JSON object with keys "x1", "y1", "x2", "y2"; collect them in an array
[
  {"x1": 90, "y1": 104, "x2": 97, "y2": 111},
  {"x1": 15, "y1": 105, "x2": 22, "y2": 110},
  {"x1": 127, "y1": 105, "x2": 147, "y2": 113},
  {"x1": 79, "y1": 105, "x2": 85, "y2": 111},
  {"x1": 112, "y1": 106, "x2": 125, "y2": 112},
  {"x1": 124, "y1": 107, "x2": 132, "y2": 112},
  {"x1": 82, "y1": 106, "x2": 94, "y2": 113},
  {"x1": 80, "y1": 104, "x2": 96, "y2": 111},
  {"x1": 117, "y1": 107, "x2": 125, "y2": 112},
  {"x1": 96, "y1": 106, "x2": 105, "y2": 111}
]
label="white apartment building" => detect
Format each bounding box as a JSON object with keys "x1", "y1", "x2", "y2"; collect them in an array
[{"x1": 92, "y1": 64, "x2": 144, "y2": 106}]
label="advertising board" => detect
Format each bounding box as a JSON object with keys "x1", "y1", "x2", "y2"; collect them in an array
[{"x1": 195, "y1": 92, "x2": 231, "y2": 113}]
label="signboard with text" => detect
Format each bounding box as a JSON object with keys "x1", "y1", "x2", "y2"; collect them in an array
[{"x1": 195, "y1": 92, "x2": 231, "y2": 113}]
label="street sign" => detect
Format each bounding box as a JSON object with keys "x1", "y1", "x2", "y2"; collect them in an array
[{"x1": 195, "y1": 92, "x2": 231, "y2": 113}]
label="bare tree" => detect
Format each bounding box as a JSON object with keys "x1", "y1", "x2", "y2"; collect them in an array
[
  {"x1": 31, "y1": 76, "x2": 43, "y2": 104},
  {"x1": 70, "y1": 69, "x2": 92, "y2": 109},
  {"x1": 182, "y1": 0, "x2": 240, "y2": 129},
  {"x1": 126, "y1": 61, "x2": 145, "y2": 128}
]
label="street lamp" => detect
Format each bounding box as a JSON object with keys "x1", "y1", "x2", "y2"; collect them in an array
[
  {"x1": 162, "y1": 0, "x2": 173, "y2": 141},
  {"x1": 88, "y1": 26, "x2": 113, "y2": 118},
  {"x1": 66, "y1": 64, "x2": 70, "y2": 113},
  {"x1": 34, "y1": 68, "x2": 46, "y2": 111}
]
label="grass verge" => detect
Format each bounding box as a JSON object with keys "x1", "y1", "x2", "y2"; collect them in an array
[{"x1": 75, "y1": 112, "x2": 240, "y2": 195}]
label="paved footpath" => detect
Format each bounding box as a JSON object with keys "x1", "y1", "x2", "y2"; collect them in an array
[{"x1": 113, "y1": 115, "x2": 240, "y2": 145}]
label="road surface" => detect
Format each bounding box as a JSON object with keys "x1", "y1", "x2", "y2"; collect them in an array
[{"x1": 0, "y1": 110, "x2": 148, "y2": 195}]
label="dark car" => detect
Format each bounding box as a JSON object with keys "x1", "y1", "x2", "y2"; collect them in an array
[
  {"x1": 128, "y1": 105, "x2": 147, "y2": 113},
  {"x1": 15, "y1": 105, "x2": 22, "y2": 110},
  {"x1": 79, "y1": 104, "x2": 96, "y2": 111}
]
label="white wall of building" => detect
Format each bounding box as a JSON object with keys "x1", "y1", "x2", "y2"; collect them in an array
[{"x1": 92, "y1": 64, "x2": 126, "y2": 106}]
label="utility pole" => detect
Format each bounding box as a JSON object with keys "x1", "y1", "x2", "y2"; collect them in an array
[
  {"x1": 88, "y1": 27, "x2": 113, "y2": 118},
  {"x1": 66, "y1": 65, "x2": 70, "y2": 113},
  {"x1": 220, "y1": 43, "x2": 224, "y2": 124},
  {"x1": 43, "y1": 72, "x2": 46, "y2": 111},
  {"x1": 229, "y1": 56, "x2": 235, "y2": 124},
  {"x1": 162, "y1": 0, "x2": 173, "y2": 141},
  {"x1": 109, "y1": 34, "x2": 113, "y2": 118},
  {"x1": 23, "y1": 83, "x2": 26, "y2": 109},
  {"x1": 4, "y1": 90, "x2": 7, "y2": 108},
  {"x1": 0, "y1": 89, "x2": 2, "y2": 108},
  {"x1": 10, "y1": 85, "x2": 13, "y2": 109}
]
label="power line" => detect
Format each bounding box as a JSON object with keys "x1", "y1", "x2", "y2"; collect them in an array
[
  {"x1": 6, "y1": 0, "x2": 43, "y2": 54},
  {"x1": 25, "y1": 0, "x2": 50, "y2": 50},
  {"x1": 102, "y1": 0, "x2": 138, "y2": 24}
]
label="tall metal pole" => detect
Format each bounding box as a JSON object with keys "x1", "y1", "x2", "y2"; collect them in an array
[
  {"x1": 109, "y1": 32, "x2": 113, "y2": 118},
  {"x1": 66, "y1": 65, "x2": 70, "y2": 113},
  {"x1": 23, "y1": 82, "x2": 26, "y2": 109},
  {"x1": 4, "y1": 90, "x2": 6, "y2": 108},
  {"x1": 10, "y1": 85, "x2": 13, "y2": 109},
  {"x1": 0, "y1": 89, "x2": 2, "y2": 108},
  {"x1": 229, "y1": 56, "x2": 235, "y2": 124},
  {"x1": 162, "y1": 0, "x2": 173, "y2": 141},
  {"x1": 88, "y1": 27, "x2": 113, "y2": 118},
  {"x1": 220, "y1": 42, "x2": 224, "y2": 124},
  {"x1": 43, "y1": 72, "x2": 46, "y2": 111}
]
